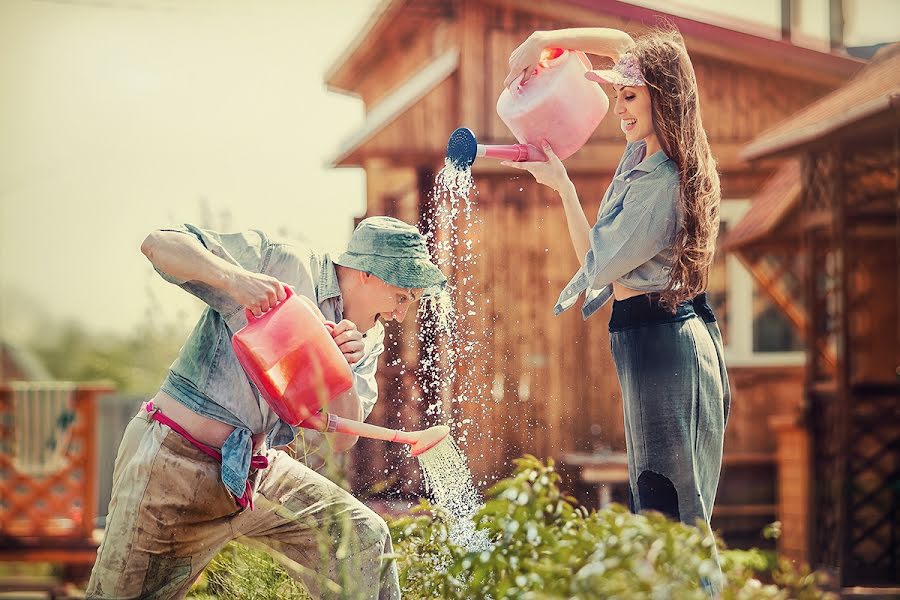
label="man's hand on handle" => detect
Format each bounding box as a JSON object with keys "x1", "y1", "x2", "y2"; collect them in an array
[
  {"x1": 228, "y1": 272, "x2": 363, "y2": 365},
  {"x1": 227, "y1": 272, "x2": 287, "y2": 318}
]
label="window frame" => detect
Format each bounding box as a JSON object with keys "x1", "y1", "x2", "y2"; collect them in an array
[{"x1": 717, "y1": 199, "x2": 805, "y2": 368}]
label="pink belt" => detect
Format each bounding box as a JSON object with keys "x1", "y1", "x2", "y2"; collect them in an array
[{"x1": 145, "y1": 401, "x2": 269, "y2": 510}]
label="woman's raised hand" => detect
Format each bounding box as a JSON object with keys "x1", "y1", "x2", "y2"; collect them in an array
[
  {"x1": 502, "y1": 141, "x2": 574, "y2": 194},
  {"x1": 504, "y1": 31, "x2": 549, "y2": 88}
]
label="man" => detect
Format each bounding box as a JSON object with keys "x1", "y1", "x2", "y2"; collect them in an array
[{"x1": 87, "y1": 216, "x2": 445, "y2": 600}]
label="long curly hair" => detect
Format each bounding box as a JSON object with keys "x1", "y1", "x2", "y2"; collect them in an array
[{"x1": 630, "y1": 29, "x2": 721, "y2": 309}]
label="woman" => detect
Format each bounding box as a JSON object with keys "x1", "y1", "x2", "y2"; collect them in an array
[{"x1": 505, "y1": 28, "x2": 730, "y2": 536}]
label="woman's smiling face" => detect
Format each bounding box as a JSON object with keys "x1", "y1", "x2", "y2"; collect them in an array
[{"x1": 613, "y1": 84, "x2": 655, "y2": 144}]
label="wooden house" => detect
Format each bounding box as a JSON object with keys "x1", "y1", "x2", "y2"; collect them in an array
[
  {"x1": 325, "y1": 0, "x2": 864, "y2": 550},
  {"x1": 724, "y1": 43, "x2": 899, "y2": 594},
  {"x1": 0, "y1": 345, "x2": 113, "y2": 588},
  {"x1": 0, "y1": 341, "x2": 52, "y2": 383}
]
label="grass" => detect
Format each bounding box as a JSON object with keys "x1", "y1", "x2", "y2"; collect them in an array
[{"x1": 187, "y1": 542, "x2": 313, "y2": 600}]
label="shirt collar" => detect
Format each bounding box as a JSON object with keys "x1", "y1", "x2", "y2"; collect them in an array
[
  {"x1": 630, "y1": 147, "x2": 670, "y2": 174},
  {"x1": 318, "y1": 254, "x2": 342, "y2": 303}
]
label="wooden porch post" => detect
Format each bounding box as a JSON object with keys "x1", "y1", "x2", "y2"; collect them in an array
[
  {"x1": 833, "y1": 144, "x2": 852, "y2": 588},
  {"x1": 77, "y1": 386, "x2": 99, "y2": 540},
  {"x1": 769, "y1": 409, "x2": 811, "y2": 567}
]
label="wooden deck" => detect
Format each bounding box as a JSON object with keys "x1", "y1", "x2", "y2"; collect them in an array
[{"x1": 0, "y1": 383, "x2": 113, "y2": 587}]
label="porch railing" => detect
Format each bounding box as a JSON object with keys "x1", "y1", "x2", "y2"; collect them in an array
[{"x1": 0, "y1": 382, "x2": 112, "y2": 563}]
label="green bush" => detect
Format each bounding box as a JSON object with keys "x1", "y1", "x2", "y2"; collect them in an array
[
  {"x1": 389, "y1": 455, "x2": 835, "y2": 599},
  {"x1": 190, "y1": 455, "x2": 834, "y2": 599}
]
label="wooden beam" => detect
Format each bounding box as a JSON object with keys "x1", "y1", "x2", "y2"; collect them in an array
[
  {"x1": 459, "y1": 0, "x2": 487, "y2": 134},
  {"x1": 849, "y1": 224, "x2": 900, "y2": 240},
  {"x1": 769, "y1": 408, "x2": 811, "y2": 567},
  {"x1": 325, "y1": 0, "x2": 411, "y2": 92},
  {"x1": 713, "y1": 504, "x2": 778, "y2": 517},
  {"x1": 799, "y1": 209, "x2": 833, "y2": 231},
  {"x1": 722, "y1": 452, "x2": 777, "y2": 466},
  {"x1": 78, "y1": 386, "x2": 98, "y2": 540},
  {"x1": 834, "y1": 144, "x2": 853, "y2": 585}
]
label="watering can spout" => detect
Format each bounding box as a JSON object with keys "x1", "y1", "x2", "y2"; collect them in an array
[
  {"x1": 300, "y1": 413, "x2": 450, "y2": 457},
  {"x1": 446, "y1": 127, "x2": 546, "y2": 169}
]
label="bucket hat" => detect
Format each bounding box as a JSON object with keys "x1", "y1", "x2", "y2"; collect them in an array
[{"x1": 333, "y1": 216, "x2": 446, "y2": 292}]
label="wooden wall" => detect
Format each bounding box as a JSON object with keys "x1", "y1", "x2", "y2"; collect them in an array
[
  {"x1": 352, "y1": 162, "x2": 806, "y2": 500},
  {"x1": 451, "y1": 175, "x2": 616, "y2": 487},
  {"x1": 350, "y1": 19, "x2": 455, "y2": 108},
  {"x1": 343, "y1": 4, "x2": 842, "y2": 545},
  {"x1": 358, "y1": 76, "x2": 459, "y2": 161},
  {"x1": 0, "y1": 352, "x2": 30, "y2": 382},
  {"x1": 848, "y1": 227, "x2": 898, "y2": 385},
  {"x1": 474, "y1": 5, "x2": 830, "y2": 149}
]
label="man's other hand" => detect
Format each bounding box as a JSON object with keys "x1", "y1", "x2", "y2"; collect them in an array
[{"x1": 329, "y1": 320, "x2": 364, "y2": 365}]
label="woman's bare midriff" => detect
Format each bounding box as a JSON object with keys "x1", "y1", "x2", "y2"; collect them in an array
[
  {"x1": 613, "y1": 281, "x2": 653, "y2": 301},
  {"x1": 149, "y1": 390, "x2": 266, "y2": 451}
]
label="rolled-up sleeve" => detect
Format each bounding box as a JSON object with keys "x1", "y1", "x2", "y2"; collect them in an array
[
  {"x1": 153, "y1": 224, "x2": 268, "y2": 317},
  {"x1": 582, "y1": 179, "x2": 678, "y2": 289},
  {"x1": 352, "y1": 323, "x2": 385, "y2": 420}
]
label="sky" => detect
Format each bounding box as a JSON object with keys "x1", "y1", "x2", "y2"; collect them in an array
[
  {"x1": 1, "y1": 0, "x2": 897, "y2": 342},
  {"x1": 0, "y1": 0, "x2": 378, "y2": 341}
]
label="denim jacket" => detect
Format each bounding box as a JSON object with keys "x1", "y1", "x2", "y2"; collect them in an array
[
  {"x1": 555, "y1": 141, "x2": 682, "y2": 320},
  {"x1": 154, "y1": 225, "x2": 385, "y2": 500}
]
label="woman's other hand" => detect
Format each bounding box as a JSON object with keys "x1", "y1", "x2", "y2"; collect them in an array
[{"x1": 502, "y1": 141, "x2": 574, "y2": 195}]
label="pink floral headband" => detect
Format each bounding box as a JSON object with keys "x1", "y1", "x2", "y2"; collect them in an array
[{"x1": 585, "y1": 52, "x2": 646, "y2": 87}]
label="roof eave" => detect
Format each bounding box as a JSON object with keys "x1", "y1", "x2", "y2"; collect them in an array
[
  {"x1": 742, "y1": 93, "x2": 900, "y2": 161},
  {"x1": 329, "y1": 0, "x2": 864, "y2": 95},
  {"x1": 719, "y1": 186, "x2": 802, "y2": 251},
  {"x1": 324, "y1": 0, "x2": 400, "y2": 92},
  {"x1": 547, "y1": 0, "x2": 864, "y2": 80},
  {"x1": 328, "y1": 48, "x2": 460, "y2": 168}
]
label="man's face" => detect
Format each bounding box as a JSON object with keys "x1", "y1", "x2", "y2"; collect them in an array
[{"x1": 358, "y1": 274, "x2": 423, "y2": 329}]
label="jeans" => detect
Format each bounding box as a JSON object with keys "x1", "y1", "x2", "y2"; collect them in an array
[
  {"x1": 86, "y1": 407, "x2": 400, "y2": 600},
  {"x1": 609, "y1": 293, "x2": 730, "y2": 593}
]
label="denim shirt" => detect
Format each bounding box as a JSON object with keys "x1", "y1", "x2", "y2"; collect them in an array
[
  {"x1": 154, "y1": 225, "x2": 385, "y2": 500},
  {"x1": 555, "y1": 140, "x2": 682, "y2": 320}
]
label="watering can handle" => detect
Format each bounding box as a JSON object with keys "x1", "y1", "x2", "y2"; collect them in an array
[
  {"x1": 508, "y1": 48, "x2": 584, "y2": 92},
  {"x1": 244, "y1": 284, "x2": 294, "y2": 322}
]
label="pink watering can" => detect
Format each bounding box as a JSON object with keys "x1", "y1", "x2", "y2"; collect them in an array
[
  {"x1": 232, "y1": 289, "x2": 450, "y2": 457},
  {"x1": 446, "y1": 48, "x2": 609, "y2": 168}
]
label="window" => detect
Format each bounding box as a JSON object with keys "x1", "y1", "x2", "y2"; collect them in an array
[{"x1": 707, "y1": 200, "x2": 805, "y2": 367}]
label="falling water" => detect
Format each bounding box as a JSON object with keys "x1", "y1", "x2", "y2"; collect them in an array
[
  {"x1": 416, "y1": 436, "x2": 492, "y2": 552},
  {"x1": 412, "y1": 158, "x2": 495, "y2": 553}
]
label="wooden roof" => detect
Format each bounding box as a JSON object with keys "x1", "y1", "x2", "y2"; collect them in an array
[
  {"x1": 328, "y1": 49, "x2": 459, "y2": 166},
  {"x1": 325, "y1": 0, "x2": 451, "y2": 95},
  {"x1": 743, "y1": 43, "x2": 900, "y2": 160},
  {"x1": 559, "y1": 0, "x2": 862, "y2": 82},
  {"x1": 719, "y1": 161, "x2": 801, "y2": 252},
  {"x1": 0, "y1": 341, "x2": 52, "y2": 382},
  {"x1": 326, "y1": 0, "x2": 863, "y2": 94}
]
